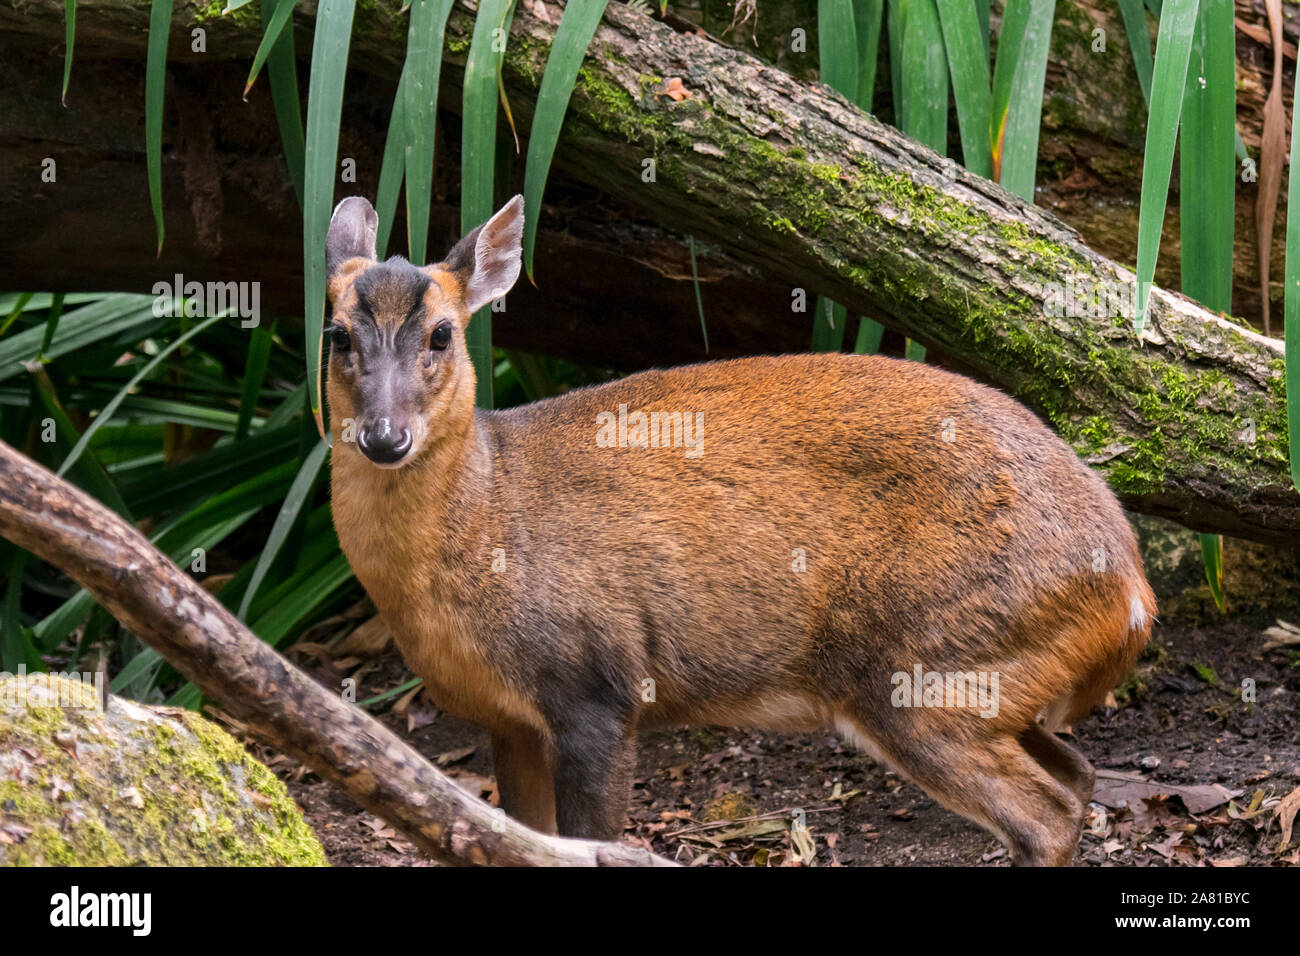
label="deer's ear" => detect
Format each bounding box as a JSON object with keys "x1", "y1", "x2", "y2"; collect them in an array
[
  {"x1": 441, "y1": 195, "x2": 523, "y2": 314},
  {"x1": 326, "y1": 197, "x2": 378, "y2": 278}
]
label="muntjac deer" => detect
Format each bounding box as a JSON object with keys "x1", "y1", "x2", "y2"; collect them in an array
[{"x1": 325, "y1": 194, "x2": 1155, "y2": 866}]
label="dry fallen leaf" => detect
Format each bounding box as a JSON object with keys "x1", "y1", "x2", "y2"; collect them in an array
[
  {"x1": 332, "y1": 616, "x2": 393, "y2": 658},
  {"x1": 1093, "y1": 769, "x2": 1241, "y2": 816},
  {"x1": 434, "y1": 746, "x2": 477, "y2": 768},
  {"x1": 1262, "y1": 619, "x2": 1300, "y2": 652},
  {"x1": 1275, "y1": 784, "x2": 1300, "y2": 850}
]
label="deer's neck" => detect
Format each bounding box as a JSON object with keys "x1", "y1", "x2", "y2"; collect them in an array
[{"x1": 332, "y1": 405, "x2": 495, "y2": 618}]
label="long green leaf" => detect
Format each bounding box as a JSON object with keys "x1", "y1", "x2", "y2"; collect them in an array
[
  {"x1": 261, "y1": 0, "x2": 306, "y2": 206},
  {"x1": 853, "y1": 316, "x2": 885, "y2": 354},
  {"x1": 813, "y1": 0, "x2": 859, "y2": 353},
  {"x1": 37, "y1": 294, "x2": 66, "y2": 361},
  {"x1": 376, "y1": 77, "x2": 408, "y2": 258},
  {"x1": 687, "y1": 235, "x2": 709, "y2": 353},
  {"x1": 522, "y1": 0, "x2": 609, "y2": 280},
  {"x1": 236, "y1": 319, "x2": 276, "y2": 440},
  {"x1": 899, "y1": 0, "x2": 948, "y2": 154},
  {"x1": 302, "y1": 0, "x2": 358, "y2": 435},
  {"x1": 57, "y1": 313, "x2": 225, "y2": 478},
  {"x1": 887, "y1": 0, "x2": 904, "y2": 120},
  {"x1": 852, "y1": 0, "x2": 884, "y2": 109},
  {"x1": 990, "y1": 0, "x2": 1055, "y2": 200},
  {"x1": 237, "y1": 437, "x2": 330, "y2": 620},
  {"x1": 0, "y1": 295, "x2": 159, "y2": 383},
  {"x1": 818, "y1": 0, "x2": 859, "y2": 97},
  {"x1": 404, "y1": 0, "x2": 456, "y2": 265},
  {"x1": 62, "y1": 0, "x2": 75, "y2": 105},
  {"x1": 246, "y1": 0, "x2": 297, "y2": 96},
  {"x1": 937, "y1": 0, "x2": 992, "y2": 178},
  {"x1": 1134, "y1": 0, "x2": 1198, "y2": 332},
  {"x1": 1179, "y1": 0, "x2": 1234, "y2": 313},
  {"x1": 812, "y1": 297, "x2": 847, "y2": 351},
  {"x1": 1118, "y1": 0, "x2": 1155, "y2": 106},
  {"x1": 146, "y1": 0, "x2": 174, "y2": 255},
  {"x1": 461, "y1": 0, "x2": 516, "y2": 409}
]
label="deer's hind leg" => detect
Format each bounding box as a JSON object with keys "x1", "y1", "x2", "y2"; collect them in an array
[
  {"x1": 837, "y1": 706, "x2": 1086, "y2": 866},
  {"x1": 1019, "y1": 722, "x2": 1096, "y2": 806},
  {"x1": 491, "y1": 726, "x2": 557, "y2": 834}
]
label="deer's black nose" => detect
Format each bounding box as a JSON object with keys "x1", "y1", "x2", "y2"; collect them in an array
[{"x1": 357, "y1": 419, "x2": 412, "y2": 464}]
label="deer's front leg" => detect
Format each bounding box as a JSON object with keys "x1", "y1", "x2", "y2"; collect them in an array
[{"x1": 549, "y1": 704, "x2": 638, "y2": 841}]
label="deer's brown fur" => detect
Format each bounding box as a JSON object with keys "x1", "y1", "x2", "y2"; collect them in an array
[{"x1": 325, "y1": 195, "x2": 1155, "y2": 864}]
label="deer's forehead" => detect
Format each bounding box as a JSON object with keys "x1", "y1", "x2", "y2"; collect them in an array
[{"x1": 349, "y1": 262, "x2": 430, "y2": 326}]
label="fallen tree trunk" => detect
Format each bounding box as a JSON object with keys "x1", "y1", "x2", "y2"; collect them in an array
[
  {"x1": 1, "y1": 0, "x2": 1296, "y2": 544},
  {"x1": 0, "y1": 439, "x2": 674, "y2": 867}
]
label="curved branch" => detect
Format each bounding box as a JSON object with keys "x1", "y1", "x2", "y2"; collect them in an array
[{"x1": 0, "y1": 440, "x2": 674, "y2": 868}]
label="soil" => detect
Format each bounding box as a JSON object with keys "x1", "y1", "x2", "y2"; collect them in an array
[{"x1": 244, "y1": 610, "x2": 1300, "y2": 867}]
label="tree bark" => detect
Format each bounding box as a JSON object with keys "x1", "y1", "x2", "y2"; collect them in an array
[
  {"x1": 0, "y1": 0, "x2": 1296, "y2": 543},
  {"x1": 0, "y1": 439, "x2": 675, "y2": 867}
]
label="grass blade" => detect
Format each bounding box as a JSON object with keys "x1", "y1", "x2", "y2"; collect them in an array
[
  {"x1": 404, "y1": 0, "x2": 456, "y2": 265},
  {"x1": 853, "y1": 0, "x2": 884, "y2": 109},
  {"x1": 1118, "y1": 0, "x2": 1155, "y2": 106},
  {"x1": 899, "y1": 0, "x2": 948, "y2": 154},
  {"x1": 990, "y1": 0, "x2": 1054, "y2": 200},
  {"x1": 376, "y1": 77, "x2": 407, "y2": 258},
  {"x1": 812, "y1": 297, "x2": 847, "y2": 351},
  {"x1": 687, "y1": 235, "x2": 709, "y2": 353},
  {"x1": 261, "y1": 0, "x2": 306, "y2": 207},
  {"x1": 818, "y1": 0, "x2": 859, "y2": 97},
  {"x1": 522, "y1": 0, "x2": 609, "y2": 280},
  {"x1": 57, "y1": 313, "x2": 225, "y2": 478},
  {"x1": 237, "y1": 437, "x2": 330, "y2": 620},
  {"x1": 853, "y1": 316, "x2": 884, "y2": 354},
  {"x1": 62, "y1": 0, "x2": 75, "y2": 105},
  {"x1": 245, "y1": 0, "x2": 297, "y2": 97},
  {"x1": 302, "y1": 0, "x2": 358, "y2": 436},
  {"x1": 0, "y1": 294, "x2": 159, "y2": 383},
  {"x1": 813, "y1": 0, "x2": 858, "y2": 353},
  {"x1": 37, "y1": 293, "x2": 66, "y2": 361},
  {"x1": 146, "y1": 0, "x2": 174, "y2": 255},
  {"x1": 236, "y1": 319, "x2": 276, "y2": 440},
  {"x1": 887, "y1": 0, "x2": 903, "y2": 120},
  {"x1": 461, "y1": 0, "x2": 516, "y2": 410},
  {"x1": 1180, "y1": 0, "x2": 1234, "y2": 312},
  {"x1": 1134, "y1": 0, "x2": 1198, "y2": 332},
  {"x1": 937, "y1": 0, "x2": 992, "y2": 178}
]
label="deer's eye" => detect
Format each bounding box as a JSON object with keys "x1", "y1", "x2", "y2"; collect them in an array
[
  {"x1": 430, "y1": 322, "x2": 452, "y2": 351},
  {"x1": 330, "y1": 326, "x2": 351, "y2": 352}
]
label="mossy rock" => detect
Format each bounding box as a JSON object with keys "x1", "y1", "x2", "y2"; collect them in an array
[{"x1": 0, "y1": 674, "x2": 327, "y2": 866}]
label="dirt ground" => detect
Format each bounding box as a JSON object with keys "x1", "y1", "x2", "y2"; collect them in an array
[{"x1": 249, "y1": 609, "x2": 1300, "y2": 867}]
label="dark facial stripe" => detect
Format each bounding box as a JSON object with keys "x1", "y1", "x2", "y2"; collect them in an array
[{"x1": 353, "y1": 260, "x2": 431, "y2": 340}]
